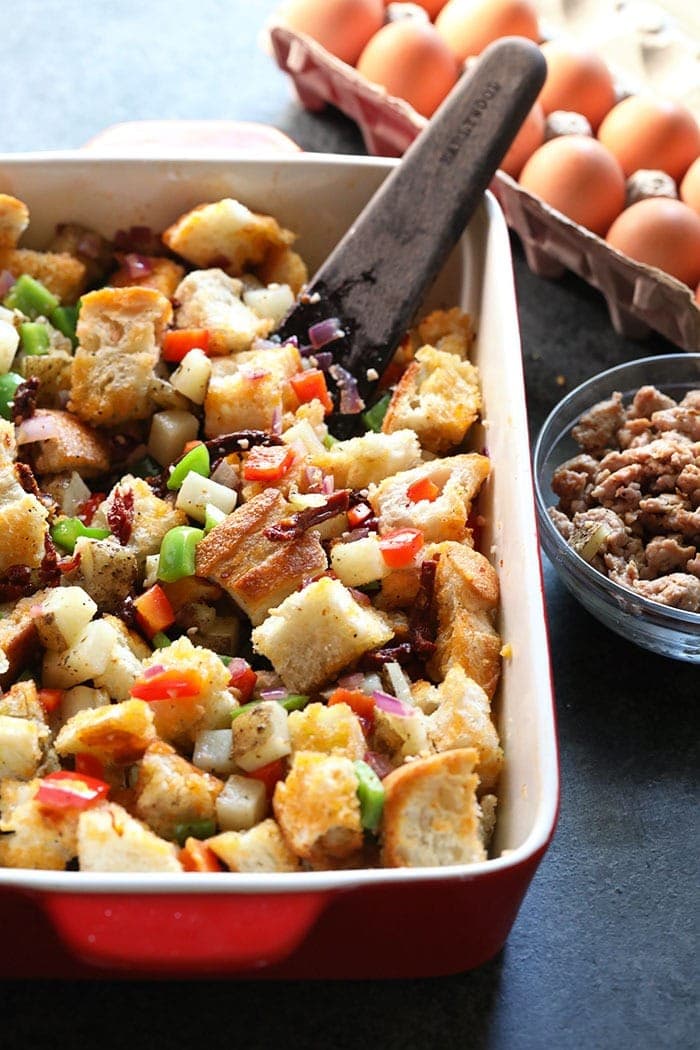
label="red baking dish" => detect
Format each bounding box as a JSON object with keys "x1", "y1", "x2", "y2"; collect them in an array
[{"x1": 0, "y1": 153, "x2": 558, "y2": 979}]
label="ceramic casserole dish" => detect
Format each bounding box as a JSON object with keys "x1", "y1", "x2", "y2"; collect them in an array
[{"x1": 0, "y1": 153, "x2": 558, "y2": 979}]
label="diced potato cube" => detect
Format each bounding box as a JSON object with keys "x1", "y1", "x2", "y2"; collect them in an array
[
  {"x1": 170, "y1": 348, "x2": 211, "y2": 404},
  {"x1": 207, "y1": 818, "x2": 300, "y2": 872},
  {"x1": 60, "y1": 685, "x2": 110, "y2": 723},
  {"x1": 232, "y1": 700, "x2": 291, "y2": 772},
  {"x1": 330, "y1": 535, "x2": 390, "y2": 588},
  {"x1": 0, "y1": 318, "x2": 19, "y2": 373},
  {"x1": 175, "y1": 471, "x2": 237, "y2": 522},
  {"x1": 32, "y1": 586, "x2": 98, "y2": 651},
  {"x1": 192, "y1": 728, "x2": 238, "y2": 776},
  {"x1": 215, "y1": 774, "x2": 267, "y2": 831},
  {"x1": 42, "y1": 618, "x2": 119, "y2": 688},
  {"x1": 243, "y1": 283, "x2": 294, "y2": 326},
  {"x1": 147, "y1": 410, "x2": 199, "y2": 466}
]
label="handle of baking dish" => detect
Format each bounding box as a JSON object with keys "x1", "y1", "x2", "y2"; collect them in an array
[{"x1": 38, "y1": 890, "x2": 329, "y2": 973}]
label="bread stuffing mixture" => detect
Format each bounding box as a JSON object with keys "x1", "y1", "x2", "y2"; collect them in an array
[
  {"x1": 549, "y1": 384, "x2": 700, "y2": 612},
  {"x1": 0, "y1": 192, "x2": 502, "y2": 874}
]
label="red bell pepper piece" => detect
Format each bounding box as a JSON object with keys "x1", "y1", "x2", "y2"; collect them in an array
[
  {"x1": 328, "y1": 687, "x2": 376, "y2": 724},
  {"x1": 179, "y1": 838, "x2": 224, "y2": 872},
  {"x1": 378, "y1": 527, "x2": 424, "y2": 568},
  {"x1": 347, "y1": 503, "x2": 373, "y2": 529},
  {"x1": 130, "y1": 667, "x2": 203, "y2": 702},
  {"x1": 74, "y1": 753, "x2": 106, "y2": 780},
  {"x1": 228, "y1": 658, "x2": 257, "y2": 703},
  {"x1": 133, "y1": 584, "x2": 176, "y2": 639},
  {"x1": 242, "y1": 444, "x2": 295, "y2": 482},
  {"x1": 35, "y1": 770, "x2": 109, "y2": 811},
  {"x1": 248, "y1": 758, "x2": 286, "y2": 798},
  {"x1": 406, "y1": 477, "x2": 439, "y2": 503},
  {"x1": 290, "y1": 368, "x2": 334, "y2": 414},
  {"x1": 37, "y1": 688, "x2": 64, "y2": 714},
  {"x1": 162, "y1": 328, "x2": 210, "y2": 363}
]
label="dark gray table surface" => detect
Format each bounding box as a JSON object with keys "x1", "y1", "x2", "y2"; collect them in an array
[{"x1": 2, "y1": 2, "x2": 697, "y2": 1047}]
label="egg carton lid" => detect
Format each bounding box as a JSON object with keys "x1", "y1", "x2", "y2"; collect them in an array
[{"x1": 267, "y1": 18, "x2": 700, "y2": 351}]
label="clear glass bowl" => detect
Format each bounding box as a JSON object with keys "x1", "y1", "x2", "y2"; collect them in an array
[{"x1": 534, "y1": 353, "x2": 700, "y2": 663}]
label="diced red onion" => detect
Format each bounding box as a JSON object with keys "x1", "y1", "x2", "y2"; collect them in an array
[
  {"x1": 385, "y1": 661, "x2": 414, "y2": 706},
  {"x1": 282, "y1": 335, "x2": 299, "y2": 348},
  {"x1": 259, "y1": 688, "x2": 288, "y2": 701},
  {"x1": 321, "y1": 474, "x2": 335, "y2": 495},
  {"x1": 309, "y1": 318, "x2": 344, "y2": 350},
  {"x1": 329, "y1": 364, "x2": 365, "y2": 414},
  {"x1": 349, "y1": 587, "x2": 371, "y2": 606},
  {"x1": 211, "y1": 457, "x2": 239, "y2": 489},
  {"x1": 310, "y1": 350, "x2": 334, "y2": 371},
  {"x1": 372, "y1": 690, "x2": 413, "y2": 716},
  {"x1": 0, "y1": 270, "x2": 16, "y2": 298},
  {"x1": 270, "y1": 405, "x2": 282, "y2": 435},
  {"x1": 142, "y1": 664, "x2": 165, "y2": 679},
  {"x1": 15, "y1": 415, "x2": 60, "y2": 444}
]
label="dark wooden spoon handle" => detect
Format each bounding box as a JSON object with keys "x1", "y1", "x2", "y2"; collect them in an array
[{"x1": 276, "y1": 36, "x2": 547, "y2": 407}]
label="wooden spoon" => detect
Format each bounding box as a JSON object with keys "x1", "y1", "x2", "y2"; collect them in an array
[{"x1": 274, "y1": 36, "x2": 546, "y2": 429}]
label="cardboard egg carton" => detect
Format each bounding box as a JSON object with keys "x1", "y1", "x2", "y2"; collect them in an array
[{"x1": 267, "y1": 17, "x2": 700, "y2": 351}]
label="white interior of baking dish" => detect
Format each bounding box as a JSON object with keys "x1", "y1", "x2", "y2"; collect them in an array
[{"x1": 0, "y1": 154, "x2": 558, "y2": 893}]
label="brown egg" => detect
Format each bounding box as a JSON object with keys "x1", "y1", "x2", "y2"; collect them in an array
[
  {"x1": 356, "y1": 19, "x2": 459, "y2": 118},
  {"x1": 538, "y1": 41, "x2": 615, "y2": 131},
  {"x1": 435, "y1": 0, "x2": 539, "y2": 61},
  {"x1": 606, "y1": 198, "x2": 700, "y2": 288},
  {"x1": 279, "y1": 0, "x2": 385, "y2": 66},
  {"x1": 598, "y1": 95, "x2": 700, "y2": 183},
  {"x1": 680, "y1": 156, "x2": 700, "y2": 217},
  {"x1": 500, "y1": 101, "x2": 545, "y2": 178},
  {"x1": 384, "y1": 0, "x2": 448, "y2": 15},
  {"x1": 519, "y1": 135, "x2": 626, "y2": 235}
]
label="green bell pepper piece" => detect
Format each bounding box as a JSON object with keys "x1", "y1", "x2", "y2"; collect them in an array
[
  {"x1": 4, "y1": 274, "x2": 59, "y2": 319},
  {"x1": 157, "y1": 525, "x2": 204, "y2": 583},
  {"x1": 0, "y1": 372, "x2": 24, "y2": 420},
  {"x1": 167, "y1": 443, "x2": 210, "y2": 491},
  {"x1": 51, "y1": 517, "x2": 111, "y2": 553},
  {"x1": 353, "y1": 759, "x2": 385, "y2": 833},
  {"x1": 362, "y1": 392, "x2": 392, "y2": 433}
]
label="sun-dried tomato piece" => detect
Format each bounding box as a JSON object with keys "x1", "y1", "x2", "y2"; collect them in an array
[{"x1": 107, "y1": 486, "x2": 135, "y2": 546}]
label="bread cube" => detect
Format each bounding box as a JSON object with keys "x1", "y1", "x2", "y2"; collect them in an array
[
  {"x1": 427, "y1": 665, "x2": 503, "y2": 791},
  {"x1": 204, "y1": 339, "x2": 301, "y2": 435},
  {"x1": 0, "y1": 679, "x2": 46, "y2": 723},
  {"x1": 0, "y1": 193, "x2": 29, "y2": 249},
  {"x1": 139, "y1": 635, "x2": 234, "y2": 747},
  {"x1": 92, "y1": 475, "x2": 186, "y2": 567},
  {"x1": 0, "y1": 588, "x2": 52, "y2": 686},
  {"x1": 256, "y1": 244, "x2": 307, "y2": 295},
  {"x1": 252, "y1": 577, "x2": 393, "y2": 694},
  {"x1": 287, "y1": 701, "x2": 366, "y2": 761},
  {"x1": 372, "y1": 706, "x2": 430, "y2": 766},
  {"x1": 0, "y1": 715, "x2": 44, "y2": 779},
  {"x1": 20, "y1": 349, "x2": 73, "y2": 405},
  {"x1": 0, "y1": 248, "x2": 86, "y2": 302},
  {"x1": 0, "y1": 463, "x2": 49, "y2": 572},
  {"x1": 369, "y1": 453, "x2": 490, "y2": 545},
  {"x1": 110, "y1": 255, "x2": 185, "y2": 297},
  {"x1": 232, "y1": 700, "x2": 291, "y2": 772},
  {"x1": 162, "y1": 198, "x2": 295, "y2": 276},
  {"x1": 426, "y1": 541, "x2": 501, "y2": 699},
  {"x1": 132, "y1": 741, "x2": 223, "y2": 840},
  {"x1": 415, "y1": 307, "x2": 475, "y2": 359},
  {"x1": 77, "y1": 802, "x2": 182, "y2": 872},
  {"x1": 382, "y1": 346, "x2": 481, "y2": 454},
  {"x1": 0, "y1": 419, "x2": 16, "y2": 466},
  {"x1": 0, "y1": 778, "x2": 79, "y2": 870},
  {"x1": 207, "y1": 818, "x2": 300, "y2": 872},
  {"x1": 311, "y1": 429, "x2": 421, "y2": 490},
  {"x1": 55, "y1": 697, "x2": 156, "y2": 765},
  {"x1": 173, "y1": 268, "x2": 272, "y2": 355},
  {"x1": 381, "y1": 748, "x2": 486, "y2": 867},
  {"x1": 29, "y1": 410, "x2": 111, "y2": 477},
  {"x1": 195, "y1": 488, "x2": 327, "y2": 626},
  {"x1": 69, "y1": 287, "x2": 171, "y2": 425},
  {"x1": 273, "y1": 750, "x2": 363, "y2": 868}
]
